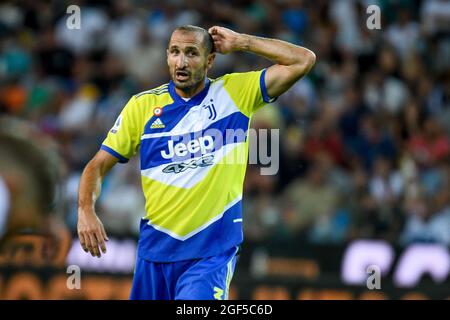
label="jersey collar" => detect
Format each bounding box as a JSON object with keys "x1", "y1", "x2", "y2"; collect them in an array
[{"x1": 168, "y1": 78, "x2": 211, "y2": 107}]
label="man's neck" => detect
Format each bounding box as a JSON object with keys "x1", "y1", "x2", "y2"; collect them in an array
[{"x1": 174, "y1": 78, "x2": 207, "y2": 99}]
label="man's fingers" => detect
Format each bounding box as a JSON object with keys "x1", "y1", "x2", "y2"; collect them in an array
[
  {"x1": 78, "y1": 233, "x2": 88, "y2": 252},
  {"x1": 208, "y1": 26, "x2": 217, "y2": 34},
  {"x1": 95, "y1": 231, "x2": 107, "y2": 254},
  {"x1": 101, "y1": 225, "x2": 109, "y2": 242},
  {"x1": 209, "y1": 26, "x2": 226, "y2": 37},
  {"x1": 85, "y1": 232, "x2": 95, "y2": 256},
  {"x1": 87, "y1": 233, "x2": 101, "y2": 257}
]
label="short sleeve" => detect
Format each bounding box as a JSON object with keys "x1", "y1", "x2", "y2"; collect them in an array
[
  {"x1": 101, "y1": 96, "x2": 141, "y2": 163},
  {"x1": 222, "y1": 69, "x2": 277, "y2": 117}
]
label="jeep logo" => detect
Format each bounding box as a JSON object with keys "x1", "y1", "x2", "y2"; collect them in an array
[{"x1": 160, "y1": 136, "x2": 214, "y2": 159}]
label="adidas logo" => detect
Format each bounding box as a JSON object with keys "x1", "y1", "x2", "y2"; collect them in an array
[{"x1": 150, "y1": 118, "x2": 165, "y2": 129}]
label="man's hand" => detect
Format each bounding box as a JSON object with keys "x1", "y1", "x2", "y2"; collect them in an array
[
  {"x1": 77, "y1": 150, "x2": 117, "y2": 258},
  {"x1": 77, "y1": 208, "x2": 109, "y2": 257},
  {"x1": 208, "y1": 26, "x2": 247, "y2": 54}
]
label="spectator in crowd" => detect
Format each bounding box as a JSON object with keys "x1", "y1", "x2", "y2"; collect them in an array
[{"x1": 282, "y1": 161, "x2": 340, "y2": 240}]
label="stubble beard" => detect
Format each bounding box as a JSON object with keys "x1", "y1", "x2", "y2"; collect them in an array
[{"x1": 173, "y1": 71, "x2": 206, "y2": 95}]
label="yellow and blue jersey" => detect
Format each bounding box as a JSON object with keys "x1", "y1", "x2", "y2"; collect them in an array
[{"x1": 101, "y1": 69, "x2": 274, "y2": 262}]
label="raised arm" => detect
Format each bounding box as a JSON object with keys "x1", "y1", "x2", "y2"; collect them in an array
[
  {"x1": 209, "y1": 26, "x2": 316, "y2": 99},
  {"x1": 77, "y1": 150, "x2": 118, "y2": 257}
]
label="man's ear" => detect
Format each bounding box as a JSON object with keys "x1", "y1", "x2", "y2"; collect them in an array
[
  {"x1": 207, "y1": 53, "x2": 216, "y2": 69},
  {"x1": 166, "y1": 49, "x2": 170, "y2": 66}
]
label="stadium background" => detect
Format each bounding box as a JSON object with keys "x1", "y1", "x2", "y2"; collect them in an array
[{"x1": 0, "y1": 0, "x2": 449, "y2": 299}]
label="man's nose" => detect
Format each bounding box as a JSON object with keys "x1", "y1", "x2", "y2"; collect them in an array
[{"x1": 176, "y1": 53, "x2": 188, "y2": 69}]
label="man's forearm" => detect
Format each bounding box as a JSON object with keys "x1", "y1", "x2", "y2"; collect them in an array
[
  {"x1": 78, "y1": 160, "x2": 103, "y2": 214},
  {"x1": 235, "y1": 34, "x2": 315, "y2": 69},
  {"x1": 78, "y1": 151, "x2": 117, "y2": 214}
]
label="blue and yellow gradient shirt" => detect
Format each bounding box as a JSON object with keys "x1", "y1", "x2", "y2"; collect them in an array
[{"x1": 101, "y1": 70, "x2": 274, "y2": 262}]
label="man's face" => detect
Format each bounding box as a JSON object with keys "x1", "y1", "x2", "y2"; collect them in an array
[{"x1": 167, "y1": 30, "x2": 214, "y2": 92}]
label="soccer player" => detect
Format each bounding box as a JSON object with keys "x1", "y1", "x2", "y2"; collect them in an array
[{"x1": 77, "y1": 25, "x2": 315, "y2": 300}]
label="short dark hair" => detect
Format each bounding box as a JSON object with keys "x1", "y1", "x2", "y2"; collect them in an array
[{"x1": 172, "y1": 25, "x2": 215, "y2": 55}]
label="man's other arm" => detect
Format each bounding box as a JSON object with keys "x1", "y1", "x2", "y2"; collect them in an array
[
  {"x1": 77, "y1": 150, "x2": 117, "y2": 257},
  {"x1": 209, "y1": 26, "x2": 316, "y2": 99}
]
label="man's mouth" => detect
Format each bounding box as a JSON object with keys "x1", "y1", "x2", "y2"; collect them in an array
[{"x1": 175, "y1": 70, "x2": 190, "y2": 82}]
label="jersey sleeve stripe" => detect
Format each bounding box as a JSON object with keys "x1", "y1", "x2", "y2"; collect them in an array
[
  {"x1": 101, "y1": 144, "x2": 129, "y2": 163},
  {"x1": 135, "y1": 85, "x2": 169, "y2": 98},
  {"x1": 260, "y1": 68, "x2": 277, "y2": 103}
]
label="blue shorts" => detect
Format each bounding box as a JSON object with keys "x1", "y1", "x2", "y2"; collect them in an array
[{"x1": 130, "y1": 246, "x2": 239, "y2": 300}]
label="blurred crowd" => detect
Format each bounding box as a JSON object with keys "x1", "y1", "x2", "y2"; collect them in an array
[{"x1": 0, "y1": 0, "x2": 449, "y2": 246}]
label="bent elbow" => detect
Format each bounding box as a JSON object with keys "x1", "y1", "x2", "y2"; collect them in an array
[
  {"x1": 291, "y1": 49, "x2": 316, "y2": 78},
  {"x1": 302, "y1": 49, "x2": 316, "y2": 71},
  {"x1": 306, "y1": 50, "x2": 316, "y2": 68}
]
